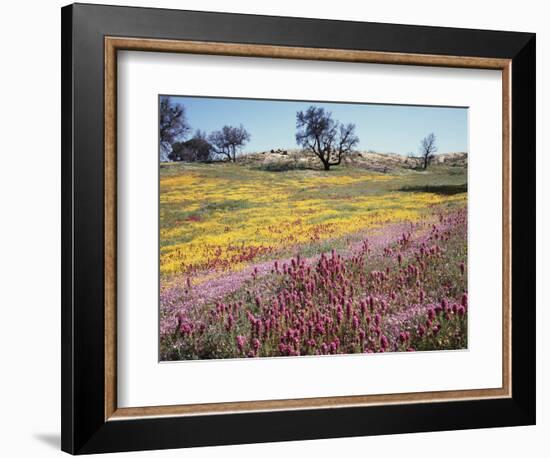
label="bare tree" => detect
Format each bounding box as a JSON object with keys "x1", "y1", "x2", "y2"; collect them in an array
[
  {"x1": 209, "y1": 125, "x2": 251, "y2": 162},
  {"x1": 295, "y1": 106, "x2": 359, "y2": 171},
  {"x1": 159, "y1": 96, "x2": 192, "y2": 144},
  {"x1": 419, "y1": 133, "x2": 438, "y2": 170}
]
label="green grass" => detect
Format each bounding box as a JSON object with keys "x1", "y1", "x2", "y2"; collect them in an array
[{"x1": 159, "y1": 161, "x2": 467, "y2": 254}]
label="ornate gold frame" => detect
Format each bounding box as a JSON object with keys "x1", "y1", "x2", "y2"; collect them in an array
[{"x1": 104, "y1": 37, "x2": 511, "y2": 421}]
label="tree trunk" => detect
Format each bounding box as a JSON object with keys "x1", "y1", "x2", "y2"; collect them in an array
[{"x1": 323, "y1": 162, "x2": 330, "y2": 171}]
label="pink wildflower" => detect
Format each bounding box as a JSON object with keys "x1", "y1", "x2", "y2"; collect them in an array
[{"x1": 236, "y1": 335, "x2": 246, "y2": 353}]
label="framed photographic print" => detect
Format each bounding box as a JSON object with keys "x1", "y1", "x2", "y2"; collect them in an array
[{"x1": 61, "y1": 3, "x2": 536, "y2": 454}]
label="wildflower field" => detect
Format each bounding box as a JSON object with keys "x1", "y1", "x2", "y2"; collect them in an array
[{"x1": 160, "y1": 161, "x2": 468, "y2": 360}]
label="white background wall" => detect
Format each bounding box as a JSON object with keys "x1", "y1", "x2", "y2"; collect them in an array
[{"x1": 0, "y1": 0, "x2": 545, "y2": 456}]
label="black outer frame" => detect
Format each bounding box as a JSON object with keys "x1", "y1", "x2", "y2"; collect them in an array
[{"x1": 61, "y1": 3, "x2": 536, "y2": 454}]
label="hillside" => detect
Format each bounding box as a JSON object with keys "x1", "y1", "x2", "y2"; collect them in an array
[
  {"x1": 160, "y1": 160, "x2": 468, "y2": 360},
  {"x1": 238, "y1": 149, "x2": 467, "y2": 172}
]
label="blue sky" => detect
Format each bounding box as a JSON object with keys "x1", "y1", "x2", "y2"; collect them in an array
[{"x1": 162, "y1": 95, "x2": 468, "y2": 155}]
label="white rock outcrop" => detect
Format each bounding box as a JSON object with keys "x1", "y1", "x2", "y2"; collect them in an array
[{"x1": 160, "y1": 141, "x2": 172, "y2": 162}]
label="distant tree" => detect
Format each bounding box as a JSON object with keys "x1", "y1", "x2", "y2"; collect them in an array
[
  {"x1": 185, "y1": 129, "x2": 213, "y2": 162},
  {"x1": 159, "y1": 96, "x2": 192, "y2": 145},
  {"x1": 170, "y1": 130, "x2": 213, "y2": 162},
  {"x1": 419, "y1": 133, "x2": 438, "y2": 170},
  {"x1": 295, "y1": 106, "x2": 359, "y2": 171},
  {"x1": 209, "y1": 125, "x2": 251, "y2": 162},
  {"x1": 169, "y1": 142, "x2": 185, "y2": 161}
]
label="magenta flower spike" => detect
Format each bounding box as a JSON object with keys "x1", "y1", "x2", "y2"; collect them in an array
[
  {"x1": 380, "y1": 335, "x2": 389, "y2": 350},
  {"x1": 236, "y1": 335, "x2": 247, "y2": 353},
  {"x1": 352, "y1": 315, "x2": 360, "y2": 330},
  {"x1": 417, "y1": 324, "x2": 426, "y2": 338},
  {"x1": 252, "y1": 338, "x2": 260, "y2": 351}
]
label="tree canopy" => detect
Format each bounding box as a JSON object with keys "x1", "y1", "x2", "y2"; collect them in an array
[
  {"x1": 209, "y1": 125, "x2": 251, "y2": 162},
  {"x1": 295, "y1": 106, "x2": 359, "y2": 170},
  {"x1": 419, "y1": 133, "x2": 438, "y2": 170},
  {"x1": 170, "y1": 130, "x2": 213, "y2": 162},
  {"x1": 159, "y1": 97, "x2": 192, "y2": 144}
]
